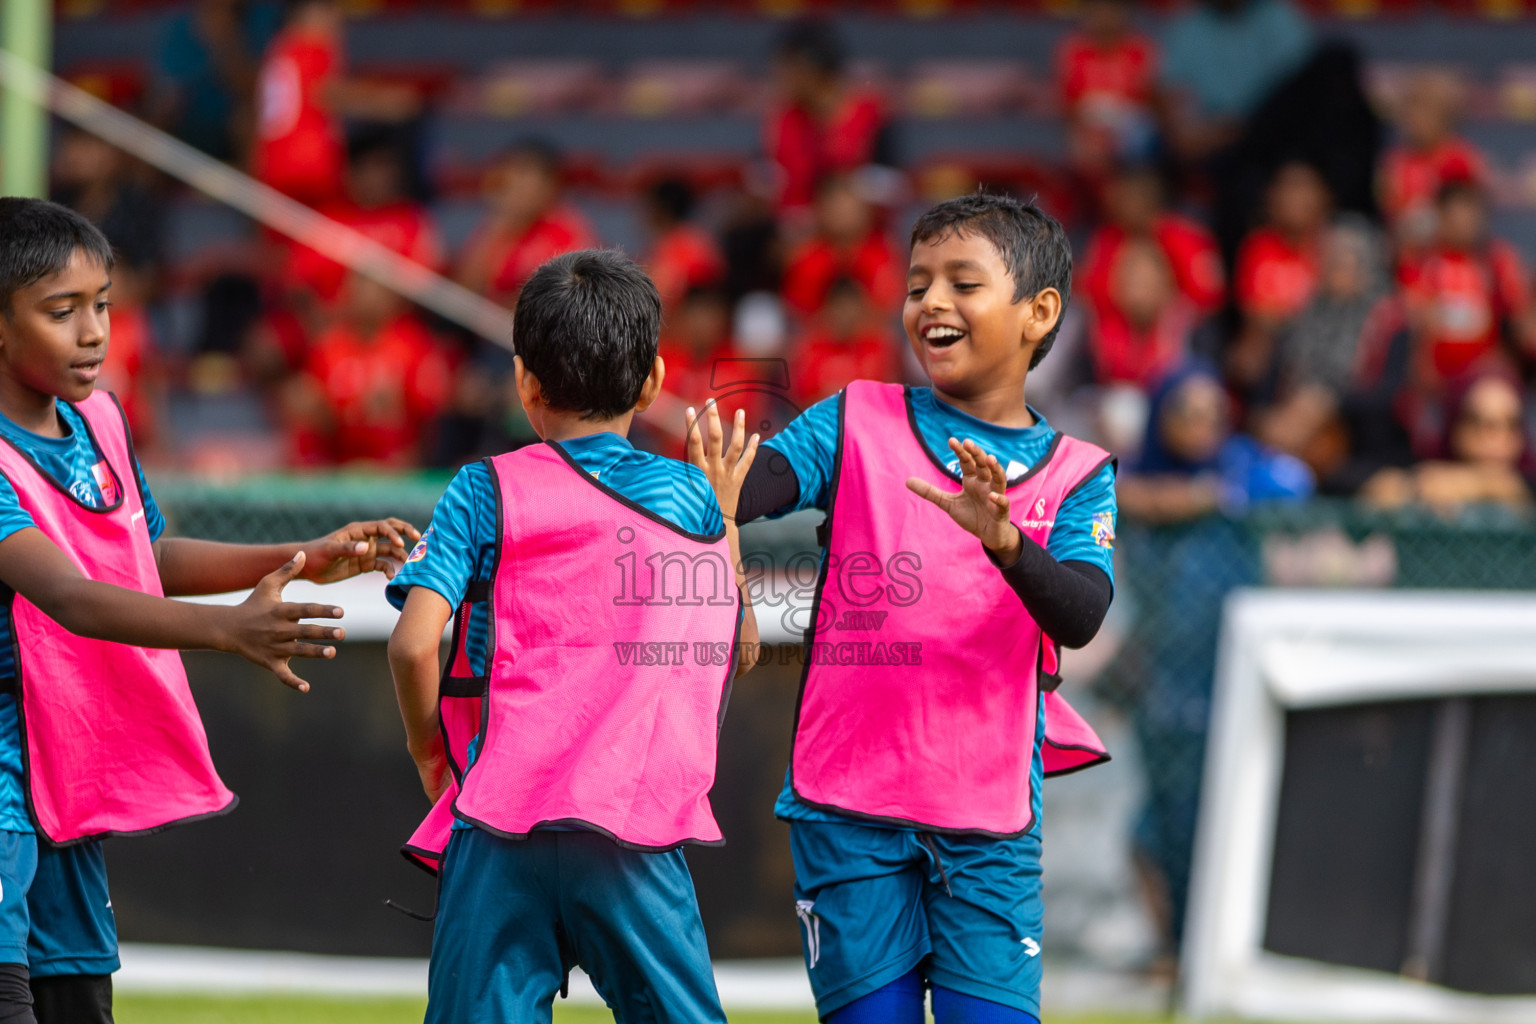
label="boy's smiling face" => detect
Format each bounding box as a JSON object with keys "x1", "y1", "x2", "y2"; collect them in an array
[
  {"x1": 0, "y1": 248, "x2": 112, "y2": 413},
  {"x1": 903, "y1": 229, "x2": 1060, "y2": 403}
]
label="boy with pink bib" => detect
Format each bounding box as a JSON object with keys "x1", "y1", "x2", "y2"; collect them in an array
[
  {"x1": 388, "y1": 249, "x2": 759, "y2": 1023},
  {"x1": 0, "y1": 198, "x2": 416, "y2": 1024},
  {"x1": 736, "y1": 193, "x2": 1118, "y2": 1023}
]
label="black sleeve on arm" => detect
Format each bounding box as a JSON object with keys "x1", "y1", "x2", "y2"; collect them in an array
[
  {"x1": 986, "y1": 533, "x2": 1113, "y2": 650},
  {"x1": 736, "y1": 448, "x2": 802, "y2": 524}
]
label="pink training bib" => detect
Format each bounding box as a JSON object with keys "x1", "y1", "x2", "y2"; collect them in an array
[
  {"x1": 0, "y1": 392, "x2": 234, "y2": 844},
  {"x1": 790, "y1": 381, "x2": 1111, "y2": 836},
  {"x1": 406, "y1": 441, "x2": 740, "y2": 863}
]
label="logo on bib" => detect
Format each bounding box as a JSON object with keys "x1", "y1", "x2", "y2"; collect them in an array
[{"x1": 1091, "y1": 511, "x2": 1115, "y2": 550}]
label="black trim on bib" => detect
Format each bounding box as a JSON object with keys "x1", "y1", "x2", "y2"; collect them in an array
[
  {"x1": 447, "y1": 814, "x2": 727, "y2": 855},
  {"x1": 1041, "y1": 742, "x2": 1112, "y2": 779},
  {"x1": 543, "y1": 441, "x2": 725, "y2": 544},
  {"x1": 902, "y1": 386, "x2": 1063, "y2": 488},
  {"x1": 0, "y1": 397, "x2": 126, "y2": 514}
]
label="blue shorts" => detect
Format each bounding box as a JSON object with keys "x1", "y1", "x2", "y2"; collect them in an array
[
  {"x1": 790, "y1": 820, "x2": 1044, "y2": 1020},
  {"x1": 427, "y1": 827, "x2": 725, "y2": 1024},
  {"x1": 0, "y1": 831, "x2": 118, "y2": 977}
]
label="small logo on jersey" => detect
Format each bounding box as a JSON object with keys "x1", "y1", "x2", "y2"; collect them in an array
[
  {"x1": 1021, "y1": 937, "x2": 1041, "y2": 957},
  {"x1": 89, "y1": 461, "x2": 118, "y2": 505},
  {"x1": 795, "y1": 900, "x2": 822, "y2": 968},
  {"x1": 406, "y1": 529, "x2": 431, "y2": 564},
  {"x1": 1091, "y1": 511, "x2": 1115, "y2": 550},
  {"x1": 69, "y1": 480, "x2": 98, "y2": 506}
]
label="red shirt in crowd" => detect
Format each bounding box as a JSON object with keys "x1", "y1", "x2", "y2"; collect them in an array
[
  {"x1": 1379, "y1": 137, "x2": 1487, "y2": 227},
  {"x1": 782, "y1": 233, "x2": 904, "y2": 318},
  {"x1": 1400, "y1": 241, "x2": 1532, "y2": 381},
  {"x1": 98, "y1": 304, "x2": 156, "y2": 447},
  {"x1": 1235, "y1": 228, "x2": 1321, "y2": 322},
  {"x1": 646, "y1": 225, "x2": 725, "y2": 313},
  {"x1": 766, "y1": 91, "x2": 888, "y2": 211},
  {"x1": 253, "y1": 27, "x2": 344, "y2": 207},
  {"x1": 462, "y1": 206, "x2": 596, "y2": 305},
  {"x1": 790, "y1": 328, "x2": 897, "y2": 407},
  {"x1": 1087, "y1": 297, "x2": 1198, "y2": 388},
  {"x1": 287, "y1": 200, "x2": 444, "y2": 305},
  {"x1": 300, "y1": 314, "x2": 453, "y2": 466},
  {"x1": 1056, "y1": 31, "x2": 1157, "y2": 121},
  {"x1": 1080, "y1": 216, "x2": 1226, "y2": 314}
]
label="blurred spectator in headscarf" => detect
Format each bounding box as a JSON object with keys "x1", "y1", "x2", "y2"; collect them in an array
[
  {"x1": 1254, "y1": 216, "x2": 1404, "y2": 485},
  {"x1": 1362, "y1": 360, "x2": 1533, "y2": 514},
  {"x1": 1079, "y1": 164, "x2": 1225, "y2": 316},
  {"x1": 1156, "y1": 0, "x2": 1312, "y2": 164},
  {"x1": 1379, "y1": 70, "x2": 1487, "y2": 252},
  {"x1": 1056, "y1": 0, "x2": 1159, "y2": 180},
  {"x1": 765, "y1": 19, "x2": 893, "y2": 218},
  {"x1": 1115, "y1": 361, "x2": 1311, "y2": 953},
  {"x1": 454, "y1": 139, "x2": 596, "y2": 309},
  {"x1": 643, "y1": 178, "x2": 725, "y2": 316},
  {"x1": 1399, "y1": 180, "x2": 1536, "y2": 387},
  {"x1": 152, "y1": 0, "x2": 279, "y2": 163}
]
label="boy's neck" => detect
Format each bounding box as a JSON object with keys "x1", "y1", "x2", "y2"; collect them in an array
[
  {"x1": 536, "y1": 409, "x2": 634, "y2": 444},
  {"x1": 0, "y1": 375, "x2": 64, "y2": 438},
  {"x1": 930, "y1": 381, "x2": 1036, "y2": 429}
]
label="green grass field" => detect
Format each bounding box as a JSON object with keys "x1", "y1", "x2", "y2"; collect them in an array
[{"x1": 114, "y1": 995, "x2": 1166, "y2": 1024}]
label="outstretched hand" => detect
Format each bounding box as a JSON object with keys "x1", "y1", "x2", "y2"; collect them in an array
[
  {"x1": 686, "y1": 399, "x2": 760, "y2": 523},
  {"x1": 906, "y1": 438, "x2": 1022, "y2": 561},
  {"x1": 224, "y1": 551, "x2": 346, "y2": 693},
  {"x1": 300, "y1": 518, "x2": 421, "y2": 583}
]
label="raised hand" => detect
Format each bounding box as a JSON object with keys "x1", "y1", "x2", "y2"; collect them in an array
[
  {"x1": 905, "y1": 438, "x2": 1022, "y2": 560},
  {"x1": 685, "y1": 399, "x2": 760, "y2": 523},
  {"x1": 222, "y1": 551, "x2": 346, "y2": 692},
  {"x1": 300, "y1": 518, "x2": 421, "y2": 583}
]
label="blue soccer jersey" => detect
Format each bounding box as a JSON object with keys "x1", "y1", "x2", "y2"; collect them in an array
[
  {"x1": 761, "y1": 386, "x2": 1118, "y2": 826},
  {"x1": 0, "y1": 402, "x2": 167, "y2": 834},
  {"x1": 387, "y1": 433, "x2": 726, "y2": 676}
]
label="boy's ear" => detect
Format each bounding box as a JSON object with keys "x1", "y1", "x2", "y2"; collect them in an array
[
  {"x1": 513, "y1": 356, "x2": 542, "y2": 417},
  {"x1": 1021, "y1": 287, "x2": 1063, "y2": 347},
  {"x1": 632, "y1": 355, "x2": 666, "y2": 414}
]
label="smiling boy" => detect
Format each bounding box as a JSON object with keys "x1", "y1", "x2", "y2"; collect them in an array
[
  {"x1": 737, "y1": 193, "x2": 1118, "y2": 1023},
  {"x1": 0, "y1": 197, "x2": 415, "y2": 1024}
]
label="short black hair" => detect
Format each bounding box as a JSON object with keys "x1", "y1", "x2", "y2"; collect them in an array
[
  {"x1": 513, "y1": 249, "x2": 661, "y2": 419},
  {"x1": 776, "y1": 18, "x2": 846, "y2": 77},
  {"x1": 909, "y1": 192, "x2": 1073, "y2": 368},
  {"x1": 0, "y1": 197, "x2": 114, "y2": 316}
]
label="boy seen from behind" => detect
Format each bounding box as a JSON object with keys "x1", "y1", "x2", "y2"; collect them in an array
[{"x1": 388, "y1": 249, "x2": 760, "y2": 1024}]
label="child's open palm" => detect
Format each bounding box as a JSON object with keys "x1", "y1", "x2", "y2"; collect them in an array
[
  {"x1": 685, "y1": 399, "x2": 759, "y2": 523},
  {"x1": 906, "y1": 438, "x2": 1020, "y2": 556}
]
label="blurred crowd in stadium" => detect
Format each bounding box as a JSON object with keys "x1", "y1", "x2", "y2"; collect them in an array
[{"x1": 47, "y1": 0, "x2": 1536, "y2": 523}]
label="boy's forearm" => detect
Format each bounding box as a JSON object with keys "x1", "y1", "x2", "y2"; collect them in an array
[
  {"x1": 156, "y1": 538, "x2": 302, "y2": 596},
  {"x1": 40, "y1": 576, "x2": 238, "y2": 653},
  {"x1": 725, "y1": 520, "x2": 761, "y2": 674},
  {"x1": 390, "y1": 648, "x2": 442, "y2": 759}
]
